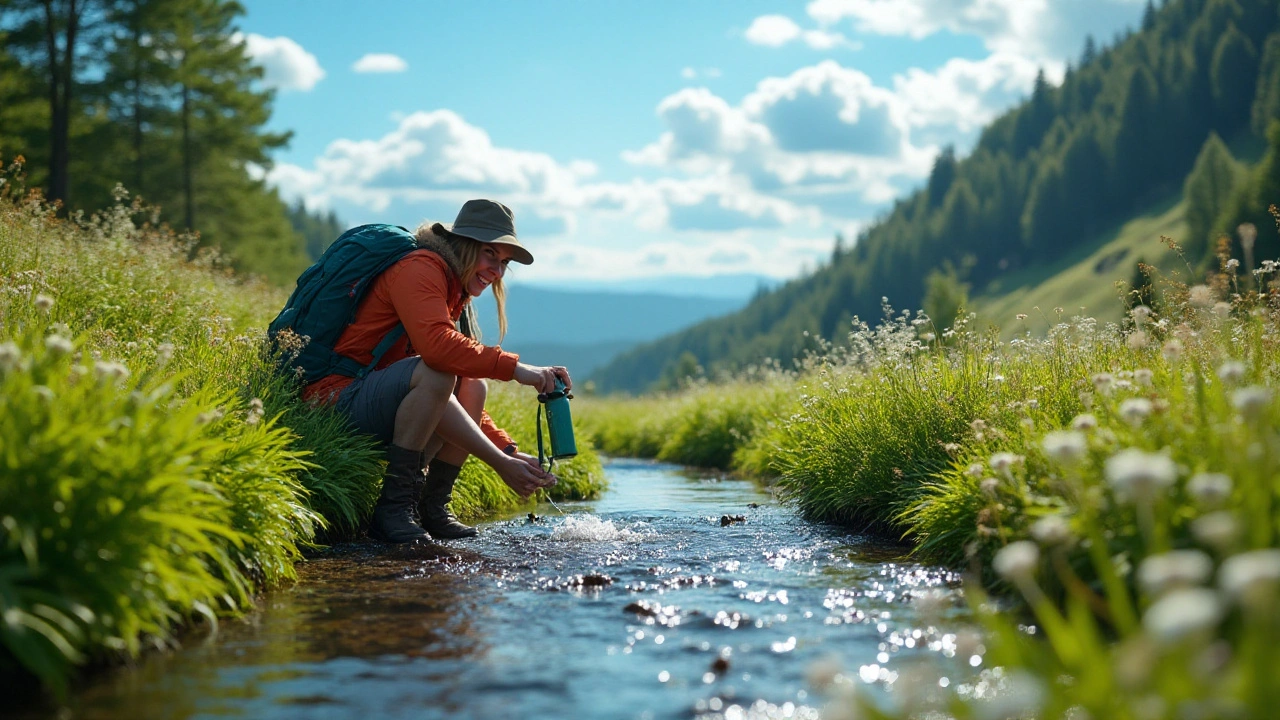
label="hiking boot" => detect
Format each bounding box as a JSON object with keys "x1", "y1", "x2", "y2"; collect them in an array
[
  {"x1": 416, "y1": 459, "x2": 478, "y2": 539},
  {"x1": 369, "y1": 445, "x2": 431, "y2": 544}
]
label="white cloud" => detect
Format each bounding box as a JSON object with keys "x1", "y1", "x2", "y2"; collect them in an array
[
  {"x1": 746, "y1": 15, "x2": 803, "y2": 46},
  {"x1": 805, "y1": 0, "x2": 1144, "y2": 66},
  {"x1": 745, "y1": 14, "x2": 859, "y2": 50},
  {"x1": 238, "y1": 33, "x2": 325, "y2": 92},
  {"x1": 353, "y1": 53, "x2": 408, "y2": 74},
  {"x1": 681, "y1": 67, "x2": 723, "y2": 80},
  {"x1": 894, "y1": 51, "x2": 1041, "y2": 138}
]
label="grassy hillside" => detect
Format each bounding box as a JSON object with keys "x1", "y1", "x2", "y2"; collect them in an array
[{"x1": 971, "y1": 194, "x2": 1187, "y2": 336}]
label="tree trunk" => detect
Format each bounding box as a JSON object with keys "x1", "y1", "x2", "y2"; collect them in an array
[
  {"x1": 181, "y1": 80, "x2": 193, "y2": 230},
  {"x1": 40, "y1": 0, "x2": 74, "y2": 207},
  {"x1": 131, "y1": 6, "x2": 143, "y2": 194}
]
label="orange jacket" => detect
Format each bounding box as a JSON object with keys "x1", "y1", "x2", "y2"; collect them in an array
[{"x1": 303, "y1": 248, "x2": 519, "y2": 450}]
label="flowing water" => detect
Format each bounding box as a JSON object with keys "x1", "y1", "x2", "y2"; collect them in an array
[{"x1": 26, "y1": 459, "x2": 975, "y2": 720}]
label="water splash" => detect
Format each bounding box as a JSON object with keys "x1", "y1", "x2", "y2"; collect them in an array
[{"x1": 549, "y1": 514, "x2": 647, "y2": 542}]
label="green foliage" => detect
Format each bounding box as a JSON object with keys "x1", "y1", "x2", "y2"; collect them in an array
[
  {"x1": 1183, "y1": 131, "x2": 1242, "y2": 259},
  {"x1": 922, "y1": 262, "x2": 970, "y2": 335},
  {"x1": 1251, "y1": 34, "x2": 1280, "y2": 137}
]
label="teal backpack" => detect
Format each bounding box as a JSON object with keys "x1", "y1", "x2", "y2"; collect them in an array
[{"x1": 268, "y1": 223, "x2": 420, "y2": 386}]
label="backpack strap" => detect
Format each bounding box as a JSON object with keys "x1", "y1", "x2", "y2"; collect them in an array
[{"x1": 331, "y1": 323, "x2": 407, "y2": 380}]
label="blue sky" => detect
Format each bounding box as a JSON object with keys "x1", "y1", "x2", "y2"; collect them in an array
[{"x1": 239, "y1": 0, "x2": 1147, "y2": 288}]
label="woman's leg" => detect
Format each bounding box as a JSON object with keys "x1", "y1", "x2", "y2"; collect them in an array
[{"x1": 418, "y1": 378, "x2": 488, "y2": 538}]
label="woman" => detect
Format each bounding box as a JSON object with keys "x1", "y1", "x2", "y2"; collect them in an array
[{"x1": 303, "y1": 199, "x2": 571, "y2": 544}]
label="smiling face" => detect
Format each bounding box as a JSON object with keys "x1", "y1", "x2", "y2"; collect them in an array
[{"x1": 466, "y1": 243, "x2": 514, "y2": 297}]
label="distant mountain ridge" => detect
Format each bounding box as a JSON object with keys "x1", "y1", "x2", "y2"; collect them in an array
[{"x1": 590, "y1": 0, "x2": 1280, "y2": 393}]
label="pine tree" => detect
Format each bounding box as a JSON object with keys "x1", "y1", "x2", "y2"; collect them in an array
[
  {"x1": 1210, "y1": 23, "x2": 1259, "y2": 133},
  {"x1": 1183, "y1": 132, "x2": 1241, "y2": 261},
  {"x1": 1251, "y1": 34, "x2": 1280, "y2": 137}
]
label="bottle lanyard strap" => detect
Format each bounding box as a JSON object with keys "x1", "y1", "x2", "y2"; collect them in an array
[{"x1": 536, "y1": 402, "x2": 555, "y2": 474}]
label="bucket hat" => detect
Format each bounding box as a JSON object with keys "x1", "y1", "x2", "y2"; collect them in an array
[{"x1": 432, "y1": 199, "x2": 533, "y2": 265}]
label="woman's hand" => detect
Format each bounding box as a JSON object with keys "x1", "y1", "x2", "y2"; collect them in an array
[
  {"x1": 495, "y1": 455, "x2": 557, "y2": 498},
  {"x1": 513, "y1": 363, "x2": 572, "y2": 395}
]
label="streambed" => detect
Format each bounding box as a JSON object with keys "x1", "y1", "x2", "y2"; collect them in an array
[{"x1": 29, "y1": 459, "x2": 976, "y2": 720}]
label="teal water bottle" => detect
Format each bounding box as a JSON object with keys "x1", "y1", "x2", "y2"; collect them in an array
[{"x1": 538, "y1": 377, "x2": 577, "y2": 462}]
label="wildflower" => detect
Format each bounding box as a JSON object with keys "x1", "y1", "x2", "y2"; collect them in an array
[
  {"x1": 1078, "y1": 391, "x2": 1094, "y2": 410},
  {"x1": 34, "y1": 294, "x2": 54, "y2": 313},
  {"x1": 44, "y1": 334, "x2": 73, "y2": 357},
  {"x1": 1161, "y1": 339, "x2": 1183, "y2": 362},
  {"x1": 1226, "y1": 258, "x2": 1240, "y2": 271},
  {"x1": 1142, "y1": 588, "x2": 1223, "y2": 645},
  {"x1": 980, "y1": 477, "x2": 999, "y2": 496},
  {"x1": 990, "y1": 452, "x2": 1022, "y2": 474},
  {"x1": 32, "y1": 385, "x2": 55, "y2": 403},
  {"x1": 1126, "y1": 331, "x2": 1148, "y2": 350},
  {"x1": 1119, "y1": 398, "x2": 1153, "y2": 426},
  {"x1": 1131, "y1": 305, "x2": 1152, "y2": 325},
  {"x1": 993, "y1": 541, "x2": 1040, "y2": 582},
  {"x1": 1231, "y1": 386, "x2": 1271, "y2": 419},
  {"x1": 942, "y1": 442, "x2": 961, "y2": 455},
  {"x1": 1217, "y1": 361, "x2": 1246, "y2": 384},
  {"x1": 970, "y1": 418, "x2": 987, "y2": 433},
  {"x1": 0, "y1": 342, "x2": 21, "y2": 373},
  {"x1": 1016, "y1": 313, "x2": 1028, "y2": 321},
  {"x1": 1213, "y1": 301, "x2": 1232, "y2": 319},
  {"x1": 966, "y1": 463, "x2": 984, "y2": 478},
  {"x1": 1042, "y1": 431, "x2": 1087, "y2": 465},
  {"x1": 1030, "y1": 515, "x2": 1071, "y2": 545},
  {"x1": 94, "y1": 361, "x2": 130, "y2": 384},
  {"x1": 1134, "y1": 368, "x2": 1153, "y2": 387},
  {"x1": 1188, "y1": 285, "x2": 1214, "y2": 308},
  {"x1": 1105, "y1": 449, "x2": 1177, "y2": 502},
  {"x1": 1138, "y1": 550, "x2": 1213, "y2": 596},
  {"x1": 156, "y1": 342, "x2": 175, "y2": 367},
  {"x1": 921, "y1": 333, "x2": 936, "y2": 342},
  {"x1": 249, "y1": 397, "x2": 264, "y2": 412},
  {"x1": 1187, "y1": 473, "x2": 1232, "y2": 505},
  {"x1": 1219, "y1": 550, "x2": 1280, "y2": 607},
  {"x1": 1092, "y1": 373, "x2": 1114, "y2": 394},
  {"x1": 1071, "y1": 413, "x2": 1098, "y2": 431},
  {"x1": 1192, "y1": 512, "x2": 1240, "y2": 550}
]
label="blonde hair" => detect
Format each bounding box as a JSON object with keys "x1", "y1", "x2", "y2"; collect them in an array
[{"x1": 414, "y1": 222, "x2": 508, "y2": 342}]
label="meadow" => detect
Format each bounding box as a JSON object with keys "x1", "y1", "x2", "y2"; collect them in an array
[
  {"x1": 0, "y1": 167, "x2": 605, "y2": 696},
  {"x1": 578, "y1": 217, "x2": 1280, "y2": 718}
]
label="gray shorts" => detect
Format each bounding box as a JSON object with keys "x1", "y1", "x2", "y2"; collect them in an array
[{"x1": 334, "y1": 356, "x2": 420, "y2": 445}]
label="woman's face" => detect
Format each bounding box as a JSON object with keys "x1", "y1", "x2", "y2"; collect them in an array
[{"x1": 467, "y1": 244, "x2": 514, "y2": 297}]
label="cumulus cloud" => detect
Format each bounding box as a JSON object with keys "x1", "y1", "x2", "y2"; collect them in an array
[
  {"x1": 353, "y1": 53, "x2": 408, "y2": 73},
  {"x1": 805, "y1": 0, "x2": 1144, "y2": 66},
  {"x1": 894, "y1": 51, "x2": 1041, "y2": 143},
  {"x1": 238, "y1": 33, "x2": 325, "y2": 91},
  {"x1": 745, "y1": 14, "x2": 858, "y2": 50}
]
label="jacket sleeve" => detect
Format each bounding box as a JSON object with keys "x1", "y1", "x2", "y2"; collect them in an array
[
  {"x1": 385, "y1": 254, "x2": 519, "y2": 381},
  {"x1": 480, "y1": 411, "x2": 515, "y2": 451}
]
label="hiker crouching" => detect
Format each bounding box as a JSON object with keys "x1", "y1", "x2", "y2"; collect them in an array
[{"x1": 278, "y1": 199, "x2": 570, "y2": 543}]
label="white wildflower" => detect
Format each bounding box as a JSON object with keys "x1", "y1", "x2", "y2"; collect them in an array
[
  {"x1": 1030, "y1": 515, "x2": 1072, "y2": 546},
  {"x1": 1142, "y1": 588, "x2": 1223, "y2": 645},
  {"x1": 1161, "y1": 340, "x2": 1183, "y2": 362},
  {"x1": 1220, "y1": 550, "x2": 1280, "y2": 611},
  {"x1": 1119, "y1": 398, "x2": 1153, "y2": 426},
  {"x1": 1092, "y1": 373, "x2": 1115, "y2": 394},
  {"x1": 1131, "y1": 305, "x2": 1152, "y2": 325},
  {"x1": 1188, "y1": 285, "x2": 1214, "y2": 308},
  {"x1": 980, "y1": 477, "x2": 1000, "y2": 496},
  {"x1": 1226, "y1": 258, "x2": 1240, "y2": 271},
  {"x1": 990, "y1": 452, "x2": 1022, "y2": 474},
  {"x1": 1105, "y1": 449, "x2": 1177, "y2": 502},
  {"x1": 1016, "y1": 313, "x2": 1028, "y2": 321},
  {"x1": 1231, "y1": 386, "x2": 1271, "y2": 419},
  {"x1": 156, "y1": 342, "x2": 175, "y2": 368},
  {"x1": 1042, "y1": 430, "x2": 1087, "y2": 465},
  {"x1": 34, "y1": 294, "x2": 54, "y2": 313},
  {"x1": 994, "y1": 541, "x2": 1040, "y2": 582},
  {"x1": 44, "y1": 334, "x2": 73, "y2": 357},
  {"x1": 94, "y1": 361, "x2": 130, "y2": 384},
  {"x1": 1126, "y1": 331, "x2": 1148, "y2": 350},
  {"x1": 1138, "y1": 551, "x2": 1213, "y2": 596},
  {"x1": 1217, "y1": 361, "x2": 1246, "y2": 384},
  {"x1": 1135, "y1": 368, "x2": 1153, "y2": 387},
  {"x1": 249, "y1": 397, "x2": 264, "y2": 412},
  {"x1": 1212, "y1": 301, "x2": 1232, "y2": 318},
  {"x1": 1192, "y1": 512, "x2": 1240, "y2": 550},
  {"x1": 1071, "y1": 413, "x2": 1098, "y2": 431},
  {"x1": 966, "y1": 463, "x2": 984, "y2": 478},
  {"x1": 921, "y1": 332, "x2": 936, "y2": 342},
  {"x1": 1187, "y1": 473, "x2": 1232, "y2": 505},
  {"x1": 0, "y1": 342, "x2": 21, "y2": 373}
]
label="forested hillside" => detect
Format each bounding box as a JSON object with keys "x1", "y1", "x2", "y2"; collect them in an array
[
  {"x1": 593, "y1": 0, "x2": 1280, "y2": 393},
  {"x1": 0, "y1": 0, "x2": 333, "y2": 284}
]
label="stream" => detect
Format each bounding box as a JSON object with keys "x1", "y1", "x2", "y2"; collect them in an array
[{"x1": 25, "y1": 459, "x2": 974, "y2": 720}]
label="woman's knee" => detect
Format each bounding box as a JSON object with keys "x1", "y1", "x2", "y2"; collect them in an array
[{"x1": 409, "y1": 360, "x2": 456, "y2": 400}]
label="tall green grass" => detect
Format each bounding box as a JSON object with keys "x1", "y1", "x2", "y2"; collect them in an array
[{"x1": 0, "y1": 178, "x2": 605, "y2": 695}]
